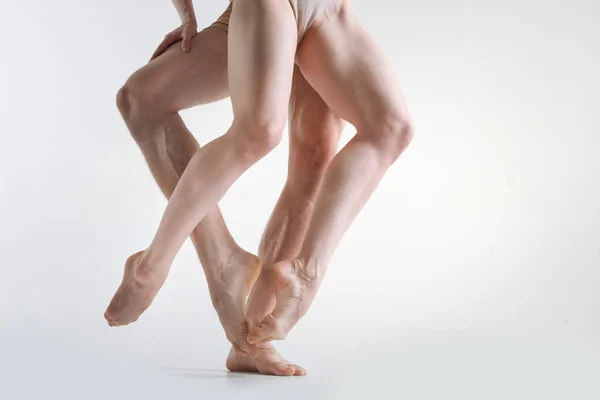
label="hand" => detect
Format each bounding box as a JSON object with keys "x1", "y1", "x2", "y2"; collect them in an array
[{"x1": 150, "y1": 20, "x2": 198, "y2": 61}]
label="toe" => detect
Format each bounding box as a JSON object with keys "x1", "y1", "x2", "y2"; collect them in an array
[
  {"x1": 273, "y1": 362, "x2": 295, "y2": 376},
  {"x1": 104, "y1": 311, "x2": 118, "y2": 327},
  {"x1": 292, "y1": 364, "x2": 307, "y2": 376}
]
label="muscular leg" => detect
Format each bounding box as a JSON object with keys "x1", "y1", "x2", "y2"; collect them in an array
[
  {"x1": 112, "y1": 26, "x2": 261, "y2": 355},
  {"x1": 105, "y1": 0, "x2": 298, "y2": 353},
  {"x1": 246, "y1": 0, "x2": 415, "y2": 343},
  {"x1": 227, "y1": 65, "x2": 343, "y2": 375},
  {"x1": 110, "y1": 25, "x2": 303, "y2": 373},
  {"x1": 258, "y1": 66, "x2": 344, "y2": 268}
]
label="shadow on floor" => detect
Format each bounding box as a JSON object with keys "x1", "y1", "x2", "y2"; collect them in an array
[{"x1": 160, "y1": 367, "x2": 278, "y2": 380}]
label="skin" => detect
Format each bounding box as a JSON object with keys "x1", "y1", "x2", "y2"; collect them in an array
[
  {"x1": 107, "y1": 1, "x2": 342, "y2": 375},
  {"x1": 246, "y1": 0, "x2": 414, "y2": 344},
  {"x1": 106, "y1": 0, "x2": 413, "y2": 355}
]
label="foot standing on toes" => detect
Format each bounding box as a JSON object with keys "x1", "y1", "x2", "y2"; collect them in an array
[
  {"x1": 245, "y1": 258, "x2": 319, "y2": 344},
  {"x1": 104, "y1": 246, "x2": 261, "y2": 355},
  {"x1": 245, "y1": 0, "x2": 414, "y2": 347},
  {"x1": 204, "y1": 249, "x2": 262, "y2": 356},
  {"x1": 105, "y1": 250, "x2": 168, "y2": 327}
]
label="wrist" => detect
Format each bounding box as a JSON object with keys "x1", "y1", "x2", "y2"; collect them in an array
[{"x1": 183, "y1": 15, "x2": 197, "y2": 26}]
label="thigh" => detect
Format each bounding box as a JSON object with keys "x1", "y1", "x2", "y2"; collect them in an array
[
  {"x1": 295, "y1": 0, "x2": 410, "y2": 132},
  {"x1": 228, "y1": 0, "x2": 298, "y2": 126},
  {"x1": 287, "y1": 66, "x2": 343, "y2": 194},
  {"x1": 127, "y1": 27, "x2": 229, "y2": 115},
  {"x1": 288, "y1": 65, "x2": 344, "y2": 146}
]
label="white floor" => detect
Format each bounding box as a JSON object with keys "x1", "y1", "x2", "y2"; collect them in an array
[{"x1": 2, "y1": 325, "x2": 599, "y2": 400}]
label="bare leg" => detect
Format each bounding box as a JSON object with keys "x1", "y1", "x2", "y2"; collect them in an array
[
  {"x1": 108, "y1": 27, "x2": 262, "y2": 354},
  {"x1": 258, "y1": 66, "x2": 344, "y2": 268},
  {"x1": 107, "y1": 26, "x2": 299, "y2": 372},
  {"x1": 228, "y1": 67, "x2": 342, "y2": 374},
  {"x1": 105, "y1": 0, "x2": 298, "y2": 353},
  {"x1": 246, "y1": 0, "x2": 415, "y2": 343}
]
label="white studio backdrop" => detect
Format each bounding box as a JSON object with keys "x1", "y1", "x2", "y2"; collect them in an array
[{"x1": 0, "y1": 1, "x2": 599, "y2": 398}]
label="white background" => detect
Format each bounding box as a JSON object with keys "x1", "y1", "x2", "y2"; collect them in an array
[{"x1": 1, "y1": 0, "x2": 599, "y2": 398}]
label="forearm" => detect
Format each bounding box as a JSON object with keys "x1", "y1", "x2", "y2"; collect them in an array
[{"x1": 171, "y1": 0, "x2": 196, "y2": 23}]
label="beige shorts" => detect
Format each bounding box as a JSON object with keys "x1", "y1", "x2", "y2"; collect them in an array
[
  {"x1": 206, "y1": 4, "x2": 232, "y2": 33},
  {"x1": 209, "y1": 0, "x2": 343, "y2": 42}
]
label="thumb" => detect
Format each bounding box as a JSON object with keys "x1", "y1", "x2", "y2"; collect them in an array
[{"x1": 181, "y1": 34, "x2": 191, "y2": 52}]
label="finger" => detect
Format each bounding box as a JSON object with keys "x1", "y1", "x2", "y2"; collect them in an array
[
  {"x1": 150, "y1": 39, "x2": 171, "y2": 61},
  {"x1": 181, "y1": 33, "x2": 192, "y2": 52},
  {"x1": 150, "y1": 33, "x2": 177, "y2": 61}
]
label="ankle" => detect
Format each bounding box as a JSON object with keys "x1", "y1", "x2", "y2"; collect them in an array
[
  {"x1": 191, "y1": 232, "x2": 241, "y2": 267},
  {"x1": 290, "y1": 257, "x2": 320, "y2": 286},
  {"x1": 134, "y1": 249, "x2": 164, "y2": 281},
  {"x1": 204, "y1": 245, "x2": 257, "y2": 279}
]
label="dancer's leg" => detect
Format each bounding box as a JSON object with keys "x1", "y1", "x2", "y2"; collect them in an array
[
  {"x1": 114, "y1": 24, "x2": 306, "y2": 372},
  {"x1": 246, "y1": 0, "x2": 415, "y2": 343},
  {"x1": 114, "y1": 27, "x2": 265, "y2": 355},
  {"x1": 105, "y1": 0, "x2": 298, "y2": 355},
  {"x1": 258, "y1": 65, "x2": 344, "y2": 268}
]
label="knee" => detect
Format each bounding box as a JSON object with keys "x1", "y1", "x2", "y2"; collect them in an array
[
  {"x1": 115, "y1": 82, "x2": 135, "y2": 121},
  {"x1": 115, "y1": 74, "x2": 152, "y2": 127},
  {"x1": 290, "y1": 116, "x2": 341, "y2": 172},
  {"x1": 234, "y1": 116, "x2": 286, "y2": 159},
  {"x1": 366, "y1": 110, "x2": 414, "y2": 165}
]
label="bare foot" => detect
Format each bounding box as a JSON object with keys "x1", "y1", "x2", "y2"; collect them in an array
[
  {"x1": 226, "y1": 344, "x2": 306, "y2": 376},
  {"x1": 105, "y1": 250, "x2": 167, "y2": 326},
  {"x1": 205, "y1": 249, "x2": 261, "y2": 355},
  {"x1": 245, "y1": 258, "x2": 318, "y2": 345}
]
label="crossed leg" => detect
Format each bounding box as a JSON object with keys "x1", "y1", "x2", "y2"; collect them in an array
[
  {"x1": 106, "y1": 0, "x2": 413, "y2": 348},
  {"x1": 228, "y1": 64, "x2": 344, "y2": 373},
  {"x1": 106, "y1": 2, "x2": 342, "y2": 374},
  {"x1": 258, "y1": 65, "x2": 344, "y2": 268},
  {"x1": 110, "y1": 25, "x2": 264, "y2": 352},
  {"x1": 245, "y1": 0, "x2": 415, "y2": 344}
]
